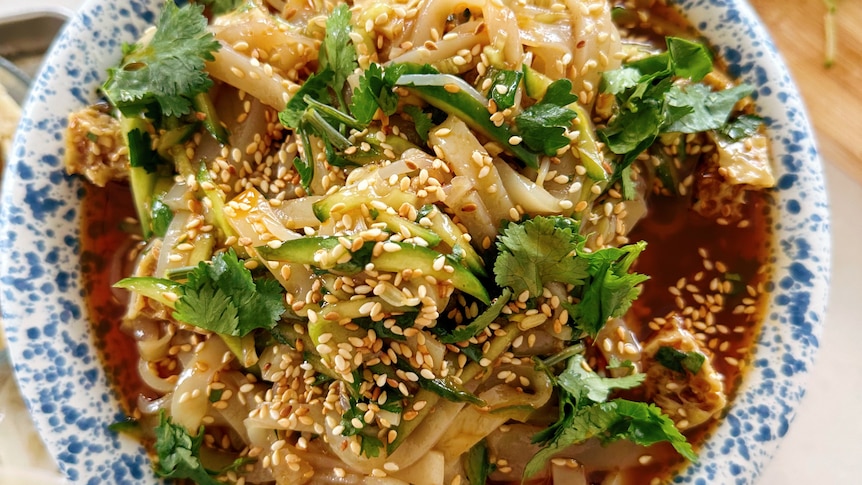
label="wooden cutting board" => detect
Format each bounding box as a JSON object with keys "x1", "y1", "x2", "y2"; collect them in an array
[{"x1": 749, "y1": 0, "x2": 862, "y2": 182}]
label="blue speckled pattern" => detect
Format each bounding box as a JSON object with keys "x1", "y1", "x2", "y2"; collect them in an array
[
  {"x1": 0, "y1": 0, "x2": 829, "y2": 483},
  {"x1": 1, "y1": 1, "x2": 162, "y2": 483}
]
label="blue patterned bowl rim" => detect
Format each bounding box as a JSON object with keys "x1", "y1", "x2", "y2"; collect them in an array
[{"x1": 0, "y1": 0, "x2": 830, "y2": 483}]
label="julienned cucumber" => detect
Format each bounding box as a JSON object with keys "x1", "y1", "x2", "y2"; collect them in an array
[{"x1": 257, "y1": 238, "x2": 490, "y2": 304}]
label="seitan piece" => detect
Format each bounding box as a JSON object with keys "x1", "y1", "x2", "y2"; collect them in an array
[{"x1": 64, "y1": 105, "x2": 129, "y2": 186}]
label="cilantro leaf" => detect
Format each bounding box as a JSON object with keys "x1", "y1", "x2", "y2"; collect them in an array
[
  {"x1": 351, "y1": 63, "x2": 400, "y2": 125},
  {"x1": 278, "y1": 72, "x2": 332, "y2": 128},
  {"x1": 292, "y1": 155, "x2": 314, "y2": 191},
  {"x1": 151, "y1": 197, "x2": 174, "y2": 238},
  {"x1": 525, "y1": 399, "x2": 695, "y2": 477},
  {"x1": 277, "y1": 6, "x2": 362, "y2": 192},
  {"x1": 494, "y1": 216, "x2": 589, "y2": 298},
  {"x1": 319, "y1": 4, "x2": 357, "y2": 110},
  {"x1": 665, "y1": 37, "x2": 713, "y2": 82},
  {"x1": 403, "y1": 105, "x2": 433, "y2": 142},
  {"x1": 196, "y1": 0, "x2": 242, "y2": 15},
  {"x1": 525, "y1": 354, "x2": 694, "y2": 478},
  {"x1": 543, "y1": 78, "x2": 580, "y2": 106},
  {"x1": 102, "y1": 1, "x2": 220, "y2": 117},
  {"x1": 717, "y1": 113, "x2": 763, "y2": 141},
  {"x1": 663, "y1": 83, "x2": 754, "y2": 133},
  {"x1": 599, "y1": 37, "x2": 752, "y2": 174},
  {"x1": 655, "y1": 346, "x2": 706, "y2": 374},
  {"x1": 463, "y1": 440, "x2": 494, "y2": 485},
  {"x1": 600, "y1": 66, "x2": 643, "y2": 96},
  {"x1": 154, "y1": 411, "x2": 223, "y2": 485},
  {"x1": 438, "y1": 288, "x2": 511, "y2": 344},
  {"x1": 174, "y1": 280, "x2": 239, "y2": 334},
  {"x1": 485, "y1": 68, "x2": 523, "y2": 110},
  {"x1": 557, "y1": 354, "x2": 645, "y2": 403},
  {"x1": 173, "y1": 249, "x2": 285, "y2": 337},
  {"x1": 353, "y1": 314, "x2": 411, "y2": 341},
  {"x1": 108, "y1": 418, "x2": 141, "y2": 437},
  {"x1": 339, "y1": 396, "x2": 384, "y2": 458},
  {"x1": 525, "y1": 400, "x2": 619, "y2": 477},
  {"x1": 493, "y1": 216, "x2": 646, "y2": 337},
  {"x1": 569, "y1": 241, "x2": 649, "y2": 337},
  {"x1": 514, "y1": 79, "x2": 578, "y2": 155},
  {"x1": 598, "y1": 96, "x2": 665, "y2": 157},
  {"x1": 605, "y1": 399, "x2": 696, "y2": 461}
]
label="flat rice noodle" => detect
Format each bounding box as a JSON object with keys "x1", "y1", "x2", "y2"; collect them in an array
[
  {"x1": 138, "y1": 359, "x2": 177, "y2": 394},
  {"x1": 320, "y1": 394, "x2": 465, "y2": 474},
  {"x1": 169, "y1": 336, "x2": 229, "y2": 431},
  {"x1": 135, "y1": 319, "x2": 173, "y2": 361},
  {"x1": 445, "y1": 189, "x2": 497, "y2": 253},
  {"x1": 563, "y1": 0, "x2": 621, "y2": 104},
  {"x1": 494, "y1": 159, "x2": 562, "y2": 214},
  {"x1": 221, "y1": 90, "x2": 271, "y2": 178},
  {"x1": 386, "y1": 398, "x2": 465, "y2": 469},
  {"x1": 207, "y1": 42, "x2": 296, "y2": 111},
  {"x1": 487, "y1": 423, "x2": 653, "y2": 480},
  {"x1": 515, "y1": 4, "x2": 572, "y2": 79},
  {"x1": 483, "y1": 0, "x2": 523, "y2": 68},
  {"x1": 211, "y1": 6, "x2": 317, "y2": 74},
  {"x1": 153, "y1": 210, "x2": 192, "y2": 278},
  {"x1": 434, "y1": 364, "x2": 552, "y2": 462},
  {"x1": 225, "y1": 188, "x2": 316, "y2": 296},
  {"x1": 389, "y1": 450, "x2": 445, "y2": 485},
  {"x1": 210, "y1": 370, "x2": 263, "y2": 443},
  {"x1": 595, "y1": 318, "x2": 642, "y2": 374},
  {"x1": 271, "y1": 444, "x2": 314, "y2": 484},
  {"x1": 389, "y1": 21, "x2": 489, "y2": 69},
  {"x1": 580, "y1": 166, "x2": 649, "y2": 248},
  {"x1": 430, "y1": 116, "x2": 515, "y2": 224},
  {"x1": 376, "y1": 149, "x2": 434, "y2": 180},
  {"x1": 161, "y1": 179, "x2": 193, "y2": 212},
  {"x1": 273, "y1": 195, "x2": 325, "y2": 229},
  {"x1": 485, "y1": 423, "x2": 546, "y2": 482},
  {"x1": 137, "y1": 393, "x2": 172, "y2": 416},
  {"x1": 408, "y1": 0, "x2": 483, "y2": 49}
]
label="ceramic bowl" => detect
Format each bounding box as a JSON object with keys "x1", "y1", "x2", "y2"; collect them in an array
[{"x1": 0, "y1": 0, "x2": 830, "y2": 483}]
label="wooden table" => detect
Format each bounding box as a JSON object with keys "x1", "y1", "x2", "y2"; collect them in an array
[{"x1": 750, "y1": 0, "x2": 862, "y2": 182}]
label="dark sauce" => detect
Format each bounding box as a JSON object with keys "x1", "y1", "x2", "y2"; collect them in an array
[
  {"x1": 625, "y1": 191, "x2": 772, "y2": 483},
  {"x1": 629, "y1": 193, "x2": 772, "y2": 383},
  {"x1": 80, "y1": 181, "x2": 149, "y2": 415}
]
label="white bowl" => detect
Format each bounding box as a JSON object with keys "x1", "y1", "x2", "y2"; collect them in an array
[{"x1": 0, "y1": 0, "x2": 830, "y2": 483}]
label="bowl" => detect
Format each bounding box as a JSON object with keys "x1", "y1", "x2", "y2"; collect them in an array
[{"x1": 0, "y1": 0, "x2": 830, "y2": 483}]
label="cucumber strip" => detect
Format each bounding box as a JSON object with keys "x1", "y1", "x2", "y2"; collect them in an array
[
  {"x1": 257, "y1": 237, "x2": 490, "y2": 304},
  {"x1": 121, "y1": 116, "x2": 158, "y2": 239},
  {"x1": 372, "y1": 242, "x2": 490, "y2": 304},
  {"x1": 156, "y1": 123, "x2": 199, "y2": 159},
  {"x1": 114, "y1": 276, "x2": 181, "y2": 308},
  {"x1": 396, "y1": 73, "x2": 539, "y2": 168},
  {"x1": 371, "y1": 210, "x2": 442, "y2": 247},
  {"x1": 196, "y1": 163, "x2": 240, "y2": 244},
  {"x1": 193, "y1": 92, "x2": 229, "y2": 144},
  {"x1": 437, "y1": 288, "x2": 511, "y2": 344},
  {"x1": 426, "y1": 210, "x2": 486, "y2": 277},
  {"x1": 312, "y1": 184, "x2": 418, "y2": 222}
]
